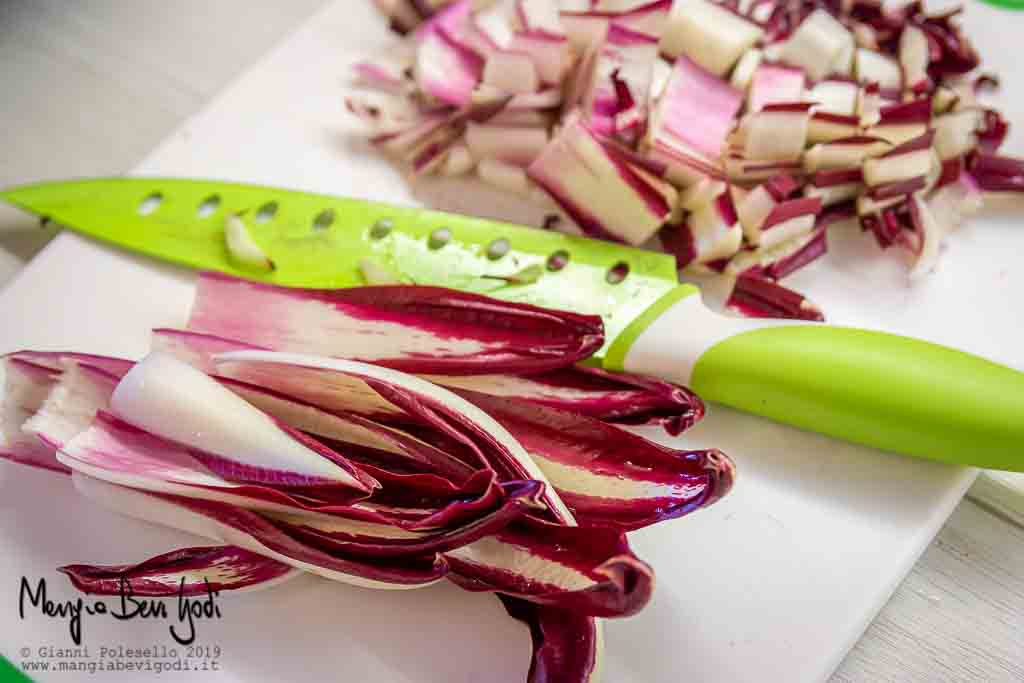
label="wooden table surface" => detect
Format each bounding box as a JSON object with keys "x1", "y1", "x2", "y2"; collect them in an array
[{"x1": 1, "y1": 2, "x2": 1021, "y2": 680}]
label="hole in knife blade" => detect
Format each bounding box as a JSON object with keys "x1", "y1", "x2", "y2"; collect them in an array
[
  {"x1": 313, "y1": 209, "x2": 335, "y2": 231},
  {"x1": 428, "y1": 227, "x2": 451, "y2": 250},
  {"x1": 370, "y1": 218, "x2": 393, "y2": 239},
  {"x1": 606, "y1": 261, "x2": 629, "y2": 284},
  {"x1": 546, "y1": 250, "x2": 569, "y2": 272},
  {"x1": 137, "y1": 193, "x2": 163, "y2": 216},
  {"x1": 255, "y1": 201, "x2": 278, "y2": 223},
  {"x1": 197, "y1": 195, "x2": 221, "y2": 218},
  {"x1": 486, "y1": 238, "x2": 509, "y2": 260}
]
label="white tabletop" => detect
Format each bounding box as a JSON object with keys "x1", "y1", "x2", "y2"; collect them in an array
[{"x1": 1, "y1": 2, "x2": 1021, "y2": 680}]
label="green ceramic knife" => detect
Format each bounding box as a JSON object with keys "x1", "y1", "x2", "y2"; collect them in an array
[{"x1": 3, "y1": 176, "x2": 1023, "y2": 471}]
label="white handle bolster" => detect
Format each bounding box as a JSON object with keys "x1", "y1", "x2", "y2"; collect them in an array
[{"x1": 621, "y1": 294, "x2": 762, "y2": 385}]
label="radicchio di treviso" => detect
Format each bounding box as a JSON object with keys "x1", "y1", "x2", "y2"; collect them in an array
[
  {"x1": 1, "y1": 273, "x2": 734, "y2": 683},
  {"x1": 357, "y1": 0, "x2": 1024, "y2": 322}
]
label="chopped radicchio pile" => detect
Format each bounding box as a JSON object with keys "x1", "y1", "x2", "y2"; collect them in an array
[
  {"x1": 354, "y1": 0, "x2": 1022, "y2": 321},
  {"x1": 2, "y1": 273, "x2": 734, "y2": 683}
]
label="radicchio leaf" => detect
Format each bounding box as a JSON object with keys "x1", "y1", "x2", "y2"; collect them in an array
[
  {"x1": 218, "y1": 375, "x2": 476, "y2": 482},
  {"x1": 424, "y1": 364, "x2": 704, "y2": 435},
  {"x1": 414, "y1": 1, "x2": 483, "y2": 106},
  {"x1": 58, "y1": 411, "x2": 377, "y2": 514},
  {"x1": 727, "y1": 275, "x2": 825, "y2": 322},
  {"x1": 659, "y1": 0, "x2": 763, "y2": 76},
  {"x1": 969, "y1": 153, "x2": 1024, "y2": 193},
  {"x1": 499, "y1": 596, "x2": 603, "y2": 683},
  {"x1": 269, "y1": 478, "x2": 543, "y2": 558},
  {"x1": 448, "y1": 389, "x2": 734, "y2": 530},
  {"x1": 7, "y1": 350, "x2": 133, "y2": 379},
  {"x1": 107, "y1": 353, "x2": 376, "y2": 493},
  {"x1": 187, "y1": 273, "x2": 603, "y2": 376},
  {"x1": 776, "y1": 9, "x2": 853, "y2": 81},
  {"x1": 444, "y1": 515, "x2": 653, "y2": 617},
  {"x1": 60, "y1": 545, "x2": 299, "y2": 597},
  {"x1": 528, "y1": 120, "x2": 676, "y2": 245},
  {"x1": 748, "y1": 62, "x2": 805, "y2": 112},
  {"x1": 71, "y1": 474, "x2": 449, "y2": 590},
  {"x1": 661, "y1": 191, "x2": 742, "y2": 270},
  {"x1": 0, "y1": 358, "x2": 68, "y2": 474},
  {"x1": 24, "y1": 361, "x2": 117, "y2": 451},
  {"x1": 206, "y1": 350, "x2": 577, "y2": 525},
  {"x1": 645, "y1": 54, "x2": 741, "y2": 182}
]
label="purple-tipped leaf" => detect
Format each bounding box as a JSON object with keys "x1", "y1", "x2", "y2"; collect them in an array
[
  {"x1": 608, "y1": 0, "x2": 671, "y2": 37},
  {"x1": 748, "y1": 62, "x2": 805, "y2": 112},
  {"x1": 415, "y1": 1, "x2": 482, "y2": 106},
  {"x1": 449, "y1": 389, "x2": 733, "y2": 530},
  {"x1": 742, "y1": 103, "x2": 812, "y2": 163},
  {"x1": 727, "y1": 275, "x2": 825, "y2": 322},
  {"x1": 728, "y1": 222, "x2": 829, "y2": 281},
  {"x1": 208, "y1": 351, "x2": 577, "y2": 525},
  {"x1": 60, "y1": 545, "x2": 298, "y2": 597},
  {"x1": 500, "y1": 596, "x2": 603, "y2": 683},
  {"x1": 7, "y1": 350, "x2": 133, "y2": 379},
  {"x1": 425, "y1": 365, "x2": 704, "y2": 435},
  {"x1": 969, "y1": 153, "x2": 1024, "y2": 193},
  {"x1": 0, "y1": 358, "x2": 68, "y2": 474},
  {"x1": 109, "y1": 353, "x2": 376, "y2": 493},
  {"x1": 444, "y1": 515, "x2": 652, "y2": 617},
  {"x1": 807, "y1": 79, "x2": 858, "y2": 117},
  {"x1": 868, "y1": 99, "x2": 931, "y2": 146},
  {"x1": 527, "y1": 120, "x2": 675, "y2": 245},
  {"x1": 72, "y1": 474, "x2": 449, "y2": 590},
  {"x1": 156, "y1": 329, "x2": 410, "y2": 421},
  {"x1": 662, "y1": 191, "x2": 741, "y2": 270},
  {"x1": 647, "y1": 54, "x2": 741, "y2": 164},
  {"x1": 808, "y1": 113, "x2": 861, "y2": 145},
  {"x1": 196, "y1": 342, "x2": 728, "y2": 530},
  {"x1": 187, "y1": 273, "x2": 603, "y2": 376},
  {"x1": 218, "y1": 374, "x2": 476, "y2": 482},
  {"x1": 271, "y1": 479, "x2": 543, "y2": 558},
  {"x1": 58, "y1": 412, "x2": 376, "y2": 513},
  {"x1": 24, "y1": 361, "x2": 117, "y2": 451}
]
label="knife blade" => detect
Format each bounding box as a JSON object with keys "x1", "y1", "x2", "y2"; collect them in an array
[{"x1": 0, "y1": 176, "x2": 678, "y2": 356}]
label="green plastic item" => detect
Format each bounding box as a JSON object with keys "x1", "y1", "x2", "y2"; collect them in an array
[
  {"x1": 0, "y1": 177, "x2": 676, "y2": 357},
  {"x1": 0, "y1": 654, "x2": 31, "y2": 683},
  {"x1": 691, "y1": 326, "x2": 1024, "y2": 472},
  {"x1": 978, "y1": 0, "x2": 1024, "y2": 10},
  {"x1": 3, "y1": 176, "x2": 1024, "y2": 471}
]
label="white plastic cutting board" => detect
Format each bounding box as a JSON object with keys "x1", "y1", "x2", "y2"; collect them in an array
[{"x1": 1, "y1": 3, "x2": 1022, "y2": 681}]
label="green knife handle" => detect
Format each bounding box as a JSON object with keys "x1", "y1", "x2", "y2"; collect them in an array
[{"x1": 614, "y1": 286, "x2": 1024, "y2": 471}]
